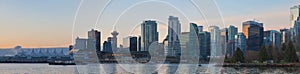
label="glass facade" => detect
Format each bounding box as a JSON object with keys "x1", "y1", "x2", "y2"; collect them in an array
[
  {"x1": 199, "y1": 31, "x2": 211, "y2": 61},
  {"x1": 141, "y1": 20, "x2": 159, "y2": 51},
  {"x1": 87, "y1": 29, "x2": 101, "y2": 51},
  {"x1": 130, "y1": 37, "x2": 138, "y2": 52},
  {"x1": 290, "y1": 5, "x2": 300, "y2": 28},
  {"x1": 243, "y1": 21, "x2": 264, "y2": 51},
  {"x1": 188, "y1": 23, "x2": 200, "y2": 57},
  {"x1": 264, "y1": 30, "x2": 282, "y2": 48},
  {"x1": 168, "y1": 16, "x2": 181, "y2": 57},
  {"x1": 234, "y1": 33, "x2": 247, "y2": 54},
  {"x1": 209, "y1": 26, "x2": 222, "y2": 56},
  {"x1": 280, "y1": 29, "x2": 291, "y2": 44}
]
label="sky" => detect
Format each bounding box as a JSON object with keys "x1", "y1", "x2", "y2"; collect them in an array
[{"x1": 0, "y1": 0, "x2": 299, "y2": 48}]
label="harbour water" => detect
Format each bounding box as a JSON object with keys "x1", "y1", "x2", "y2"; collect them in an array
[{"x1": 0, "y1": 64, "x2": 299, "y2": 74}]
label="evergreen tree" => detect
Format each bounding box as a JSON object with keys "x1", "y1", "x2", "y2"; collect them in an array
[
  {"x1": 258, "y1": 45, "x2": 269, "y2": 63},
  {"x1": 284, "y1": 41, "x2": 299, "y2": 63},
  {"x1": 296, "y1": 34, "x2": 300, "y2": 52},
  {"x1": 281, "y1": 43, "x2": 286, "y2": 51},
  {"x1": 272, "y1": 47, "x2": 283, "y2": 63},
  {"x1": 231, "y1": 48, "x2": 245, "y2": 63},
  {"x1": 267, "y1": 45, "x2": 273, "y2": 60}
]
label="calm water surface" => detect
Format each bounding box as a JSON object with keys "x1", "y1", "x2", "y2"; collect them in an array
[{"x1": 0, "y1": 64, "x2": 299, "y2": 74}]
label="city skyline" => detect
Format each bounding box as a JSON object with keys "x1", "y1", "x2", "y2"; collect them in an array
[{"x1": 0, "y1": 0, "x2": 299, "y2": 48}]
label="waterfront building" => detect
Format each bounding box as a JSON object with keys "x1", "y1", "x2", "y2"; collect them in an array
[
  {"x1": 221, "y1": 28, "x2": 228, "y2": 55},
  {"x1": 280, "y1": 28, "x2": 291, "y2": 44},
  {"x1": 130, "y1": 36, "x2": 138, "y2": 52},
  {"x1": 242, "y1": 21, "x2": 264, "y2": 51},
  {"x1": 228, "y1": 25, "x2": 238, "y2": 41},
  {"x1": 103, "y1": 41, "x2": 112, "y2": 53},
  {"x1": 188, "y1": 23, "x2": 200, "y2": 57},
  {"x1": 198, "y1": 31, "x2": 211, "y2": 60},
  {"x1": 290, "y1": 5, "x2": 300, "y2": 41},
  {"x1": 209, "y1": 26, "x2": 222, "y2": 56},
  {"x1": 264, "y1": 30, "x2": 282, "y2": 48},
  {"x1": 291, "y1": 5, "x2": 300, "y2": 27},
  {"x1": 168, "y1": 16, "x2": 181, "y2": 57},
  {"x1": 141, "y1": 20, "x2": 159, "y2": 51},
  {"x1": 87, "y1": 29, "x2": 101, "y2": 51},
  {"x1": 234, "y1": 33, "x2": 247, "y2": 54},
  {"x1": 74, "y1": 37, "x2": 87, "y2": 50}
]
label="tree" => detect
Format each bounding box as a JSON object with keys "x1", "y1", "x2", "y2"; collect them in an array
[
  {"x1": 296, "y1": 34, "x2": 300, "y2": 52},
  {"x1": 281, "y1": 43, "x2": 286, "y2": 51},
  {"x1": 267, "y1": 45, "x2": 273, "y2": 60},
  {"x1": 284, "y1": 41, "x2": 299, "y2": 63},
  {"x1": 272, "y1": 47, "x2": 283, "y2": 63},
  {"x1": 231, "y1": 48, "x2": 245, "y2": 63},
  {"x1": 258, "y1": 45, "x2": 269, "y2": 63}
]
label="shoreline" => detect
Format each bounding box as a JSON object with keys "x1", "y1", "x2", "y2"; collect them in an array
[
  {"x1": 1, "y1": 62, "x2": 300, "y2": 67},
  {"x1": 218, "y1": 63, "x2": 300, "y2": 67}
]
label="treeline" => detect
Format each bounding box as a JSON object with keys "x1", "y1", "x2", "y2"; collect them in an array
[{"x1": 227, "y1": 35, "x2": 300, "y2": 63}]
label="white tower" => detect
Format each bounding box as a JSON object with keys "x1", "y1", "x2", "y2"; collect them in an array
[{"x1": 111, "y1": 30, "x2": 119, "y2": 50}]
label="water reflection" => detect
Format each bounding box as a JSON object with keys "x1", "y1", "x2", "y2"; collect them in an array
[{"x1": 0, "y1": 64, "x2": 299, "y2": 74}]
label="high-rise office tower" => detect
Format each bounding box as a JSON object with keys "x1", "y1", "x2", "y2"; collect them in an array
[
  {"x1": 209, "y1": 26, "x2": 222, "y2": 56},
  {"x1": 75, "y1": 37, "x2": 87, "y2": 50},
  {"x1": 221, "y1": 28, "x2": 228, "y2": 42},
  {"x1": 264, "y1": 30, "x2": 282, "y2": 48},
  {"x1": 168, "y1": 16, "x2": 181, "y2": 57},
  {"x1": 103, "y1": 41, "x2": 112, "y2": 53},
  {"x1": 189, "y1": 23, "x2": 200, "y2": 57},
  {"x1": 87, "y1": 29, "x2": 101, "y2": 51},
  {"x1": 111, "y1": 31, "x2": 119, "y2": 50},
  {"x1": 291, "y1": 5, "x2": 300, "y2": 27},
  {"x1": 294, "y1": 17, "x2": 300, "y2": 39},
  {"x1": 141, "y1": 20, "x2": 159, "y2": 51},
  {"x1": 130, "y1": 36, "x2": 138, "y2": 52},
  {"x1": 226, "y1": 25, "x2": 237, "y2": 56},
  {"x1": 180, "y1": 32, "x2": 190, "y2": 51},
  {"x1": 199, "y1": 31, "x2": 211, "y2": 61},
  {"x1": 221, "y1": 28, "x2": 228, "y2": 55},
  {"x1": 228, "y1": 25, "x2": 238, "y2": 41},
  {"x1": 290, "y1": 5, "x2": 300, "y2": 40},
  {"x1": 242, "y1": 21, "x2": 264, "y2": 51},
  {"x1": 280, "y1": 28, "x2": 291, "y2": 44},
  {"x1": 234, "y1": 33, "x2": 247, "y2": 54}
]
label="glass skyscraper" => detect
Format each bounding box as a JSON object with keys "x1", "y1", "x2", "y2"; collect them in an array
[
  {"x1": 141, "y1": 20, "x2": 159, "y2": 51},
  {"x1": 228, "y1": 25, "x2": 238, "y2": 41},
  {"x1": 168, "y1": 16, "x2": 181, "y2": 57},
  {"x1": 290, "y1": 5, "x2": 300, "y2": 40},
  {"x1": 242, "y1": 21, "x2": 264, "y2": 51},
  {"x1": 234, "y1": 33, "x2": 246, "y2": 54},
  {"x1": 264, "y1": 30, "x2": 282, "y2": 48},
  {"x1": 291, "y1": 5, "x2": 300, "y2": 28},
  {"x1": 280, "y1": 28, "x2": 291, "y2": 44},
  {"x1": 130, "y1": 36, "x2": 138, "y2": 52},
  {"x1": 209, "y1": 26, "x2": 222, "y2": 56},
  {"x1": 188, "y1": 23, "x2": 200, "y2": 57},
  {"x1": 87, "y1": 29, "x2": 101, "y2": 51},
  {"x1": 225, "y1": 25, "x2": 237, "y2": 56},
  {"x1": 199, "y1": 31, "x2": 211, "y2": 61}
]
